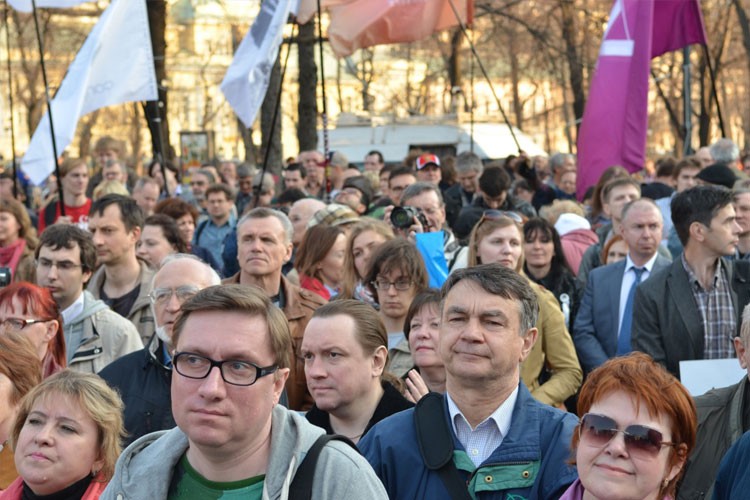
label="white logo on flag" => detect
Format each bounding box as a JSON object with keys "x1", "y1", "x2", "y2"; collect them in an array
[{"x1": 601, "y1": 0, "x2": 634, "y2": 57}]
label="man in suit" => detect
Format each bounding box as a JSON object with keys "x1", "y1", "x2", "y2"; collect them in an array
[
  {"x1": 573, "y1": 198, "x2": 670, "y2": 373},
  {"x1": 632, "y1": 185, "x2": 750, "y2": 377}
]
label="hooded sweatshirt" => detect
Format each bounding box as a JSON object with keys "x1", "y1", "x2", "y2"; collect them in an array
[{"x1": 101, "y1": 405, "x2": 387, "y2": 500}]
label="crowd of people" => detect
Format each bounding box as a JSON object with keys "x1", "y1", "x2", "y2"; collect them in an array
[{"x1": 3, "y1": 134, "x2": 750, "y2": 498}]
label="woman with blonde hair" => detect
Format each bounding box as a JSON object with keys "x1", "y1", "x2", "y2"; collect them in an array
[
  {"x1": 0, "y1": 199, "x2": 37, "y2": 283},
  {"x1": 338, "y1": 220, "x2": 394, "y2": 304},
  {"x1": 0, "y1": 370, "x2": 124, "y2": 499},
  {"x1": 468, "y1": 211, "x2": 582, "y2": 408}
]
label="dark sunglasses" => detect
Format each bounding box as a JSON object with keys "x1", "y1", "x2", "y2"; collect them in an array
[
  {"x1": 579, "y1": 413, "x2": 676, "y2": 457},
  {"x1": 479, "y1": 209, "x2": 524, "y2": 225}
]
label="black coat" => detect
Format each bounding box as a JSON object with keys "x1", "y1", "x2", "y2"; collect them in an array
[{"x1": 98, "y1": 336, "x2": 175, "y2": 445}]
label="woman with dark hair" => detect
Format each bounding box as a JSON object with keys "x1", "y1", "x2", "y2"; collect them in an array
[
  {"x1": 0, "y1": 199, "x2": 37, "y2": 283},
  {"x1": 562, "y1": 352, "x2": 696, "y2": 500},
  {"x1": 147, "y1": 160, "x2": 180, "y2": 198},
  {"x1": 402, "y1": 289, "x2": 445, "y2": 402},
  {"x1": 136, "y1": 214, "x2": 188, "y2": 269},
  {"x1": 0, "y1": 282, "x2": 65, "y2": 378},
  {"x1": 295, "y1": 225, "x2": 347, "y2": 300},
  {"x1": 301, "y1": 301, "x2": 413, "y2": 444},
  {"x1": 523, "y1": 217, "x2": 582, "y2": 330},
  {"x1": 153, "y1": 198, "x2": 220, "y2": 271},
  {"x1": 365, "y1": 239, "x2": 429, "y2": 377}
]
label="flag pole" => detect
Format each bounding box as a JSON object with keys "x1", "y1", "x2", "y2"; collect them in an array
[
  {"x1": 29, "y1": 0, "x2": 65, "y2": 216},
  {"x1": 682, "y1": 46, "x2": 693, "y2": 155},
  {"x1": 143, "y1": 99, "x2": 171, "y2": 198},
  {"x1": 702, "y1": 44, "x2": 725, "y2": 138},
  {"x1": 3, "y1": 1, "x2": 19, "y2": 199},
  {"x1": 254, "y1": 22, "x2": 295, "y2": 209},
  {"x1": 316, "y1": 0, "x2": 330, "y2": 201},
  {"x1": 446, "y1": 0, "x2": 521, "y2": 153}
]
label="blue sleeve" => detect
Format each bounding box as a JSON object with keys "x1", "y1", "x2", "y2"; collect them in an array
[{"x1": 713, "y1": 431, "x2": 750, "y2": 500}]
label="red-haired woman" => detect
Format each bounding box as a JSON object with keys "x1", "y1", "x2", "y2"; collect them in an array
[
  {"x1": 0, "y1": 282, "x2": 66, "y2": 378},
  {"x1": 295, "y1": 225, "x2": 348, "y2": 300},
  {"x1": 0, "y1": 199, "x2": 37, "y2": 283}
]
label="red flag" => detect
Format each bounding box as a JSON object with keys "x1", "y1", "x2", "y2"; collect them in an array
[
  {"x1": 576, "y1": 0, "x2": 706, "y2": 199},
  {"x1": 326, "y1": 0, "x2": 473, "y2": 58}
]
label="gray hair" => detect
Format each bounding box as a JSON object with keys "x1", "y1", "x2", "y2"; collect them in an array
[
  {"x1": 441, "y1": 264, "x2": 539, "y2": 335},
  {"x1": 620, "y1": 198, "x2": 663, "y2": 225},
  {"x1": 238, "y1": 207, "x2": 294, "y2": 245},
  {"x1": 455, "y1": 152, "x2": 483, "y2": 174},
  {"x1": 710, "y1": 138, "x2": 740, "y2": 164},
  {"x1": 741, "y1": 302, "x2": 750, "y2": 345},
  {"x1": 194, "y1": 168, "x2": 217, "y2": 183},
  {"x1": 549, "y1": 153, "x2": 576, "y2": 173},
  {"x1": 133, "y1": 176, "x2": 159, "y2": 192},
  {"x1": 401, "y1": 181, "x2": 444, "y2": 206},
  {"x1": 253, "y1": 172, "x2": 275, "y2": 193},
  {"x1": 152, "y1": 253, "x2": 221, "y2": 287}
]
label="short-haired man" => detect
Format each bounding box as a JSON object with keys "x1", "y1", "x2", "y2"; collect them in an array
[
  {"x1": 335, "y1": 175, "x2": 373, "y2": 215},
  {"x1": 288, "y1": 198, "x2": 326, "y2": 247},
  {"x1": 284, "y1": 163, "x2": 307, "y2": 192},
  {"x1": 235, "y1": 163, "x2": 255, "y2": 216},
  {"x1": 186, "y1": 168, "x2": 216, "y2": 212},
  {"x1": 131, "y1": 177, "x2": 160, "y2": 216},
  {"x1": 391, "y1": 182, "x2": 468, "y2": 271},
  {"x1": 710, "y1": 138, "x2": 741, "y2": 168},
  {"x1": 388, "y1": 167, "x2": 417, "y2": 206},
  {"x1": 444, "y1": 151, "x2": 483, "y2": 228},
  {"x1": 102, "y1": 159, "x2": 127, "y2": 186},
  {"x1": 364, "y1": 150, "x2": 385, "y2": 173},
  {"x1": 577, "y1": 177, "x2": 642, "y2": 285},
  {"x1": 655, "y1": 157, "x2": 701, "y2": 249},
  {"x1": 677, "y1": 302, "x2": 750, "y2": 498},
  {"x1": 298, "y1": 150, "x2": 325, "y2": 197},
  {"x1": 574, "y1": 199, "x2": 671, "y2": 373},
  {"x1": 101, "y1": 285, "x2": 386, "y2": 499},
  {"x1": 415, "y1": 153, "x2": 442, "y2": 186},
  {"x1": 38, "y1": 157, "x2": 92, "y2": 232},
  {"x1": 327, "y1": 150, "x2": 349, "y2": 198},
  {"x1": 359, "y1": 264, "x2": 578, "y2": 498},
  {"x1": 219, "y1": 159, "x2": 238, "y2": 188},
  {"x1": 734, "y1": 188, "x2": 750, "y2": 258},
  {"x1": 194, "y1": 183, "x2": 236, "y2": 273},
  {"x1": 252, "y1": 172, "x2": 276, "y2": 207},
  {"x1": 99, "y1": 254, "x2": 220, "y2": 445},
  {"x1": 87, "y1": 194, "x2": 155, "y2": 344},
  {"x1": 633, "y1": 185, "x2": 750, "y2": 377},
  {"x1": 223, "y1": 208, "x2": 326, "y2": 410},
  {"x1": 35, "y1": 224, "x2": 142, "y2": 373}
]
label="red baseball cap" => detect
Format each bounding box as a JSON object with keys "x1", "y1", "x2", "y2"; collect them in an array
[{"x1": 416, "y1": 153, "x2": 440, "y2": 170}]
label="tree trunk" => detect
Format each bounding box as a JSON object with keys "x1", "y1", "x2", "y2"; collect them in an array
[
  {"x1": 732, "y1": 0, "x2": 750, "y2": 148},
  {"x1": 508, "y1": 32, "x2": 523, "y2": 129},
  {"x1": 260, "y1": 55, "x2": 283, "y2": 175},
  {"x1": 447, "y1": 28, "x2": 462, "y2": 114},
  {"x1": 559, "y1": 0, "x2": 585, "y2": 135},
  {"x1": 144, "y1": 0, "x2": 172, "y2": 160},
  {"x1": 297, "y1": 21, "x2": 318, "y2": 153}
]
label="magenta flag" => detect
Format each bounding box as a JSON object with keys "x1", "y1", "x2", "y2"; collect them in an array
[{"x1": 576, "y1": 0, "x2": 707, "y2": 199}]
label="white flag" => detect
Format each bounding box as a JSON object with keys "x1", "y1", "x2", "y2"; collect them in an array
[
  {"x1": 7, "y1": 0, "x2": 95, "y2": 13},
  {"x1": 221, "y1": 0, "x2": 292, "y2": 129},
  {"x1": 22, "y1": 0, "x2": 157, "y2": 185}
]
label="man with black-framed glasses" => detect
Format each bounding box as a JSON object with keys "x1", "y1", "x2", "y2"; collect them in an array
[
  {"x1": 35, "y1": 224, "x2": 141, "y2": 374},
  {"x1": 99, "y1": 253, "x2": 220, "y2": 446},
  {"x1": 102, "y1": 284, "x2": 387, "y2": 500}
]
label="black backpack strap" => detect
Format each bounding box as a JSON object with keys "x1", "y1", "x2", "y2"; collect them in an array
[
  {"x1": 415, "y1": 392, "x2": 472, "y2": 500},
  {"x1": 288, "y1": 434, "x2": 358, "y2": 499}
]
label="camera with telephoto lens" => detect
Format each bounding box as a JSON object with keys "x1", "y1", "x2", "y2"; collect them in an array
[
  {"x1": 0, "y1": 267, "x2": 11, "y2": 288},
  {"x1": 390, "y1": 206, "x2": 429, "y2": 230}
]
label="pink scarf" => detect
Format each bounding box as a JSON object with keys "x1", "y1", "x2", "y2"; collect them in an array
[{"x1": 0, "y1": 239, "x2": 26, "y2": 279}]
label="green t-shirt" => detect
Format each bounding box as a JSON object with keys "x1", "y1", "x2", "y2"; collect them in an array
[{"x1": 167, "y1": 454, "x2": 265, "y2": 500}]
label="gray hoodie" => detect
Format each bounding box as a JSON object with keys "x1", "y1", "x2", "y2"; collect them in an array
[{"x1": 101, "y1": 405, "x2": 387, "y2": 500}]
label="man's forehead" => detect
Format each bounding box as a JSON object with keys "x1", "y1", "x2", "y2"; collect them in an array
[
  {"x1": 155, "y1": 260, "x2": 210, "y2": 287},
  {"x1": 443, "y1": 282, "x2": 519, "y2": 314},
  {"x1": 239, "y1": 217, "x2": 284, "y2": 235},
  {"x1": 39, "y1": 244, "x2": 80, "y2": 260},
  {"x1": 90, "y1": 205, "x2": 124, "y2": 224}
]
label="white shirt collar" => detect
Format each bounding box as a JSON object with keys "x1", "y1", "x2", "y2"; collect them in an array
[
  {"x1": 61, "y1": 292, "x2": 85, "y2": 325},
  {"x1": 624, "y1": 251, "x2": 658, "y2": 273},
  {"x1": 446, "y1": 385, "x2": 518, "y2": 436}
]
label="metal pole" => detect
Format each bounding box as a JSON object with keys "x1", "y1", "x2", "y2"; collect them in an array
[
  {"x1": 316, "y1": 0, "x2": 330, "y2": 201},
  {"x1": 683, "y1": 46, "x2": 693, "y2": 156},
  {"x1": 30, "y1": 0, "x2": 65, "y2": 215}
]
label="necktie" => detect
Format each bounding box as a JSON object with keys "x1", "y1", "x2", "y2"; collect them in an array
[{"x1": 618, "y1": 267, "x2": 645, "y2": 356}]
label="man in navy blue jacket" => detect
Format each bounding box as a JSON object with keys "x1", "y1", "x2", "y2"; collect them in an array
[{"x1": 359, "y1": 264, "x2": 578, "y2": 499}]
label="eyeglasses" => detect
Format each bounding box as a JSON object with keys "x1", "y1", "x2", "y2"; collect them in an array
[
  {"x1": 0, "y1": 318, "x2": 50, "y2": 331},
  {"x1": 579, "y1": 413, "x2": 676, "y2": 458},
  {"x1": 173, "y1": 352, "x2": 278, "y2": 386},
  {"x1": 148, "y1": 286, "x2": 200, "y2": 305},
  {"x1": 36, "y1": 258, "x2": 83, "y2": 272},
  {"x1": 371, "y1": 278, "x2": 412, "y2": 291},
  {"x1": 479, "y1": 210, "x2": 524, "y2": 225}
]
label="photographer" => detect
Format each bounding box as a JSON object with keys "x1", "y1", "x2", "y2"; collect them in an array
[{"x1": 384, "y1": 182, "x2": 467, "y2": 272}]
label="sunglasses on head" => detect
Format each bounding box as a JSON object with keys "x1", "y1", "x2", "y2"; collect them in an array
[
  {"x1": 479, "y1": 209, "x2": 524, "y2": 225},
  {"x1": 579, "y1": 413, "x2": 676, "y2": 458}
]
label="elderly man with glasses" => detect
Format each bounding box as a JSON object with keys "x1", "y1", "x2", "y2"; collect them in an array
[{"x1": 99, "y1": 253, "x2": 220, "y2": 445}]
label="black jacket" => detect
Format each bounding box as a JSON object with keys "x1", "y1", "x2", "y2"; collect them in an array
[{"x1": 98, "y1": 335, "x2": 175, "y2": 446}]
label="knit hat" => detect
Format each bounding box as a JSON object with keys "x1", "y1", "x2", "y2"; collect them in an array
[
  {"x1": 695, "y1": 163, "x2": 738, "y2": 189},
  {"x1": 554, "y1": 213, "x2": 591, "y2": 236}
]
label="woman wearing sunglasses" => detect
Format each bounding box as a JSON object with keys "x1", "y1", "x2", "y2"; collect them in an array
[
  {"x1": 467, "y1": 211, "x2": 581, "y2": 408},
  {"x1": 563, "y1": 352, "x2": 696, "y2": 500}
]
